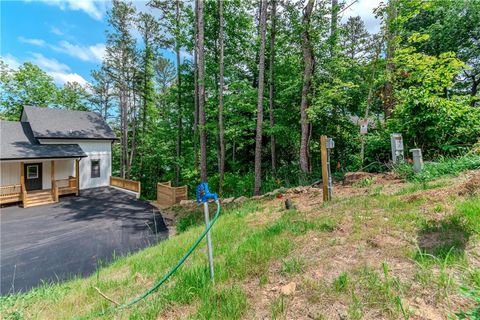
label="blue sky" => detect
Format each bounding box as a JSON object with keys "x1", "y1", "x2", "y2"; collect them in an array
[{"x1": 1, "y1": 0, "x2": 380, "y2": 88}]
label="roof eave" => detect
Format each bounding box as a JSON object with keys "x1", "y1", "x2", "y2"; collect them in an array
[
  {"x1": 36, "y1": 136, "x2": 119, "y2": 141},
  {"x1": 0, "y1": 154, "x2": 88, "y2": 161}
]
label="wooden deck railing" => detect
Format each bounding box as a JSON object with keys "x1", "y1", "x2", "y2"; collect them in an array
[
  {"x1": 157, "y1": 181, "x2": 188, "y2": 208},
  {"x1": 0, "y1": 184, "x2": 22, "y2": 205},
  {"x1": 110, "y1": 176, "x2": 141, "y2": 196}
]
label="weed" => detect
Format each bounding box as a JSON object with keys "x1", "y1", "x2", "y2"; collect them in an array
[
  {"x1": 455, "y1": 287, "x2": 480, "y2": 319},
  {"x1": 348, "y1": 292, "x2": 363, "y2": 320},
  {"x1": 414, "y1": 246, "x2": 457, "y2": 299},
  {"x1": 271, "y1": 295, "x2": 286, "y2": 320},
  {"x1": 353, "y1": 177, "x2": 375, "y2": 188},
  {"x1": 416, "y1": 215, "x2": 471, "y2": 262},
  {"x1": 196, "y1": 285, "x2": 247, "y2": 320},
  {"x1": 281, "y1": 257, "x2": 305, "y2": 275},
  {"x1": 395, "y1": 155, "x2": 480, "y2": 182},
  {"x1": 332, "y1": 272, "x2": 349, "y2": 293}
]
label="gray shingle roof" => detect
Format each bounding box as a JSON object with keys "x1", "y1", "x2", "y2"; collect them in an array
[
  {"x1": 0, "y1": 120, "x2": 87, "y2": 160},
  {"x1": 23, "y1": 106, "x2": 116, "y2": 140}
]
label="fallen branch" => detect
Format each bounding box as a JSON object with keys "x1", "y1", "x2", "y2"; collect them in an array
[{"x1": 94, "y1": 286, "x2": 119, "y2": 306}]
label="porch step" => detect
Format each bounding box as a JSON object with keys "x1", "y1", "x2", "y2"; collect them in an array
[{"x1": 25, "y1": 191, "x2": 55, "y2": 208}]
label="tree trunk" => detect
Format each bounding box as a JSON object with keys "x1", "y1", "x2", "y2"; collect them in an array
[
  {"x1": 299, "y1": 0, "x2": 315, "y2": 174},
  {"x1": 193, "y1": 0, "x2": 199, "y2": 172},
  {"x1": 252, "y1": 0, "x2": 263, "y2": 88},
  {"x1": 471, "y1": 74, "x2": 478, "y2": 106},
  {"x1": 218, "y1": 0, "x2": 225, "y2": 195},
  {"x1": 268, "y1": 0, "x2": 277, "y2": 178},
  {"x1": 197, "y1": 0, "x2": 208, "y2": 182},
  {"x1": 121, "y1": 92, "x2": 128, "y2": 179},
  {"x1": 384, "y1": 0, "x2": 397, "y2": 118},
  {"x1": 254, "y1": 0, "x2": 268, "y2": 196},
  {"x1": 360, "y1": 35, "x2": 384, "y2": 168},
  {"x1": 330, "y1": 0, "x2": 339, "y2": 56},
  {"x1": 175, "y1": 0, "x2": 182, "y2": 186}
]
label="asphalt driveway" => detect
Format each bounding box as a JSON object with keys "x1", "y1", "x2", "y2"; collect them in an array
[{"x1": 0, "y1": 187, "x2": 168, "y2": 295}]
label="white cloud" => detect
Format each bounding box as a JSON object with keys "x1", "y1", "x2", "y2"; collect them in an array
[
  {"x1": 18, "y1": 36, "x2": 47, "y2": 47},
  {"x1": 50, "y1": 26, "x2": 64, "y2": 36},
  {"x1": 53, "y1": 41, "x2": 105, "y2": 63},
  {"x1": 340, "y1": 0, "x2": 382, "y2": 34},
  {"x1": 31, "y1": 53, "x2": 70, "y2": 73},
  {"x1": 49, "y1": 71, "x2": 88, "y2": 86},
  {"x1": 1, "y1": 54, "x2": 22, "y2": 70},
  {"x1": 30, "y1": 53, "x2": 88, "y2": 85},
  {"x1": 1, "y1": 52, "x2": 88, "y2": 86},
  {"x1": 24, "y1": 0, "x2": 105, "y2": 20}
]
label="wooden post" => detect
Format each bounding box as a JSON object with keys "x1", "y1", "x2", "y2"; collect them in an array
[
  {"x1": 20, "y1": 162, "x2": 25, "y2": 207},
  {"x1": 320, "y1": 135, "x2": 329, "y2": 202},
  {"x1": 75, "y1": 159, "x2": 80, "y2": 196},
  {"x1": 20, "y1": 162, "x2": 24, "y2": 186},
  {"x1": 51, "y1": 160, "x2": 55, "y2": 186}
]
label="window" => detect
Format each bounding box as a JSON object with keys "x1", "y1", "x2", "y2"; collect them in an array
[
  {"x1": 91, "y1": 159, "x2": 100, "y2": 178},
  {"x1": 27, "y1": 165, "x2": 39, "y2": 179}
]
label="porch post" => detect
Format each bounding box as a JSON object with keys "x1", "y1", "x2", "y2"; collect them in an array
[
  {"x1": 75, "y1": 159, "x2": 80, "y2": 196},
  {"x1": 20, "y1": 162, "x2": 24, "y2": 184},
  {"x1": 20, "y1": 162, "x2": 25, "y2": 206},
  {"x1": 51, "y1": 160, "x2": 55, "y2": 186}
]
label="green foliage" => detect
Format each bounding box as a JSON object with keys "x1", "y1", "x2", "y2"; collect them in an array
[
  {"x1": 0, "y1": 61, "x2": 58, "y2": 119},
  {"x1": 280, "y1": 257, "x2": 305, "y2": 275},
  {"x1": 196, "y1": 286, "x2": 247, "y2": 320},
  {"x1": 333, "y1": 272, "x2": 349, "y2": 293},
  {"x1": 394, "y1": 154, "x2": 480, "y2": 182},
  {"x1": 455, "y1": 287, "x2": 480, "y2": 320}
]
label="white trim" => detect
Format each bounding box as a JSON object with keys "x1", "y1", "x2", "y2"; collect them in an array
[
  {"x1": 110, "y1": 186, "x2": 140, "y2": 199},
  {"x1": 26, "y1": 165, "x2": 39, "y2": 179}
]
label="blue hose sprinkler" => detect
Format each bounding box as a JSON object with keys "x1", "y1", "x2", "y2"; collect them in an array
[
  {"x1": 195, "y1": 182, "x2": 217, "y2": 282},
  {"x1": 195, "y1": 182, "x2": 218, "y2": 203}
]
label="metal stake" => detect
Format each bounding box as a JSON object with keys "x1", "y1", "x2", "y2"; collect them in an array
[{"x1": 203, "y1": 201, "x2": 215, "y2": 282}]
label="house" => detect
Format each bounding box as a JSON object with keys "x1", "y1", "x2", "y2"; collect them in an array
[{"x1": 0, "y1": 106, "x2": 116, "y2": 207}]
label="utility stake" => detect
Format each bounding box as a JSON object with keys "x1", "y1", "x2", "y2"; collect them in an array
[
  {"x1": 203, "y1": 201, "x2": 215, "y2": 282},
  {"x1": 196, "y1": 182, "x2": 218, "y2": 282},
  {"x1": 320, "y1": 135, "x2": 335, "y2": 202}
]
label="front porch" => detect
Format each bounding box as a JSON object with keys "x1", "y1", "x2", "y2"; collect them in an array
[{"x1": 0, "y1": 159, "x2": 80, "y2": 208}]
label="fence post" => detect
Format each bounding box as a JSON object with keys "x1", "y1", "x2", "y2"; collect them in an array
[{"x1": 320, "y1": 136, "x2": 329, "y2": 202}]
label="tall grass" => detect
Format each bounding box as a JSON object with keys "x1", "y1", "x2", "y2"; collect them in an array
[{"x1": 394, "y1": 154, "x2": 480, "y2": 182}]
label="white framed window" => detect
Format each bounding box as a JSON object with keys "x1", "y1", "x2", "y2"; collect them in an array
[
  {"x1": 91, "y1": 159, "x2": 101, "y2": 178},
  {"x1": 27, "y1": 165, "x2": 39, "y2": 179}
]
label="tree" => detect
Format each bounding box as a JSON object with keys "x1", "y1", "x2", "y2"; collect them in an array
[
  {"x1": 254, "y1": 0, "x2": 268, "y2": 195},
  {"x1": 383, "y1": 0, "x2": 397, "y2": 118},
  {"x1": 104, "y1": 0, "x2": 136, "y2": 178},
  {"x1": 56, "y1": 82, "x2": 90, "y2": 111},
  {"x1": 137, "y1": 12, "x2": 159, "y2": 131},
  {"x1": 197, "y1": 0, "x2": 208, "y2": 182},
  {"x1": 217, "y1": 0, "x2": 225, "y2": 194},
  {"x1": 340, "y1": 16, "x2": 370, "y2": 60},
  {"x1": 299, "y1": 0, "x2": 315, "y2": 174},
  {"x1": 90, "y1": 66, "x2": 113, "y2": 120},
  {"x1": 0, "y1": 61, "x2": 57, "y2": 120},
  {"x1": 404, "y1": 0, "x2": 480, "y2": 106},
  {"x1": 268, "y1": 0, "x2": 277, "y2": 178},
  {"x1": 148, "y1": 0, "x2": 185, "y2": 185}
]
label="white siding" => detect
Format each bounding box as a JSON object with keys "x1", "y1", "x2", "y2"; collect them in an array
[
  {"x1": 0, "y1": 159, "x2": 74, "y2": 189},
  {"x1": 0, "y1": 162, "x2": 20, "y2": 186},
  {"x1": 39, "y1": 139, "x2": 112, "y2": 189}
]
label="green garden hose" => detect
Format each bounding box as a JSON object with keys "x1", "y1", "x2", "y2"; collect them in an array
[{"x1": 118, "y1": 200, "x2": 221, "y2": 309}]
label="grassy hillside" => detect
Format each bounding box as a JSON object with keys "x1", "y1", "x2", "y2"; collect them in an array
[{"x1": 1, "y1": 171, "x2": 479, "y2": 319}]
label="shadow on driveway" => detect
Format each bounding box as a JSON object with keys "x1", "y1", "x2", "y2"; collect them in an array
[{"x1": 0, "y1": 187, "x2": 168, "y2": 295}]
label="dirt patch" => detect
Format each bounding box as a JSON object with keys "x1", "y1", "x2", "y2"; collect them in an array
[
  {"x1": 343, "y1": 171, "x2": 376, "y2": 185},
  {"x1": 459, "y1": 172, "x2": 480, "y2": 196}
]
